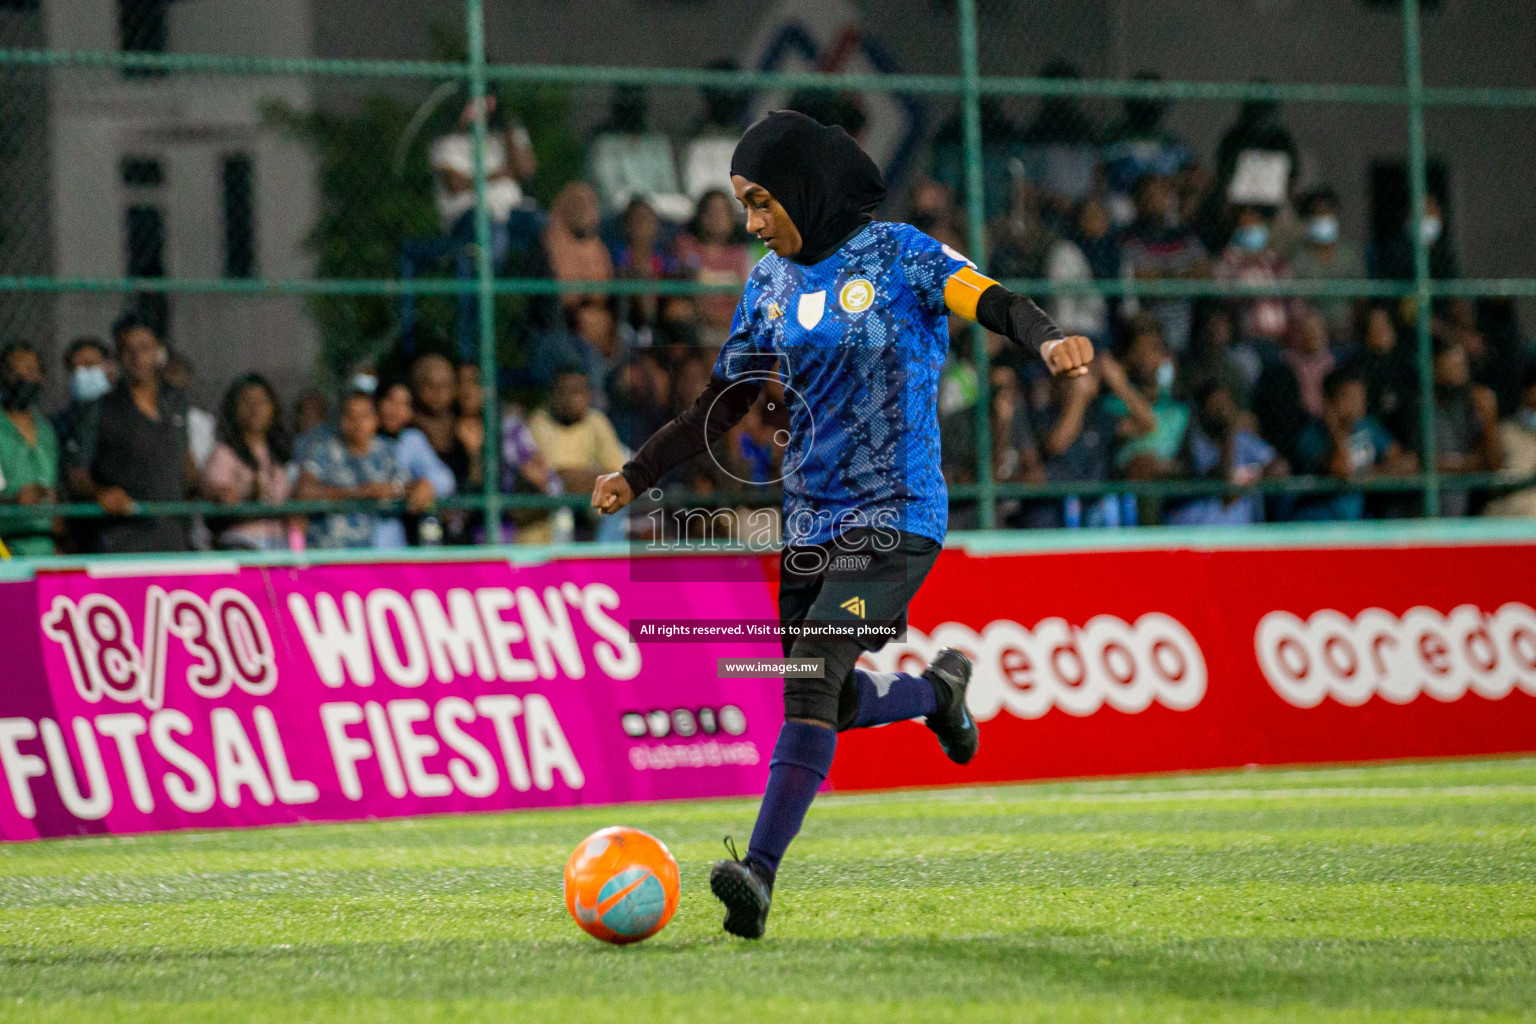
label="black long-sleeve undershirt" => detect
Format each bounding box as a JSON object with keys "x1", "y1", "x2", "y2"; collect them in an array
[
  {"x1": 620, "y1": 373, "x2": 763, "y2": 495},
  {"x1": 973, "y1": 283, "x2": 1065, "y2": 356}
]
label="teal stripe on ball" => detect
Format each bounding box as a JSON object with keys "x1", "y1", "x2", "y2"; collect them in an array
[{"x1": 598, "y1": 867, "x2": 666, "y2": 937}]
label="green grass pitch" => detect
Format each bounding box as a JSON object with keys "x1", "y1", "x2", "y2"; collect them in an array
[{"x1": 2, "y1": 757, "x2": 1534, "y2": 1023}]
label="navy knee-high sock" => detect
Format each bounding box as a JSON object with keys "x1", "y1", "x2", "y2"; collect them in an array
[
  {"x1": 746, "y1": 721, "x2": 837, "y2": 880},
  {"x1": 846, "y1": 669, "x2": 939, "y2": 729}
]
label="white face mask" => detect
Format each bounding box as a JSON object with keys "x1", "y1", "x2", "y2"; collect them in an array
[
  {"x1": 1155, "y1": 361, "x2": 1175, "y2": 391},
  {"x1": 351, "y1": 373, "x2": 379, "y2": 395},
  {"x1": 70, "y1": 365, "x2": 112, "y2": 403},
  {"x1": 1413, "y1": 216, "x2": 1442, "y2": 246},
  {"x1": 1306, "y1": 215, "x2": 1339, "y2": 245}
]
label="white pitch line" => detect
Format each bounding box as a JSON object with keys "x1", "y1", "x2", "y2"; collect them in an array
[{"x1": 824, "y1": 784, "x2": 1536, "y2": 807}]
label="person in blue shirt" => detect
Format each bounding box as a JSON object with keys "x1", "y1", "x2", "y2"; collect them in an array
[
  {"x1": 1292, "y1": 369, "x2": 1417, "y2": 521},
  {"x1": 1165, "y1": 379, "x2": 1288, "y2": 526},
  {"x1": 589, "y1": 111, "x2": 1094, "y2": 939}
]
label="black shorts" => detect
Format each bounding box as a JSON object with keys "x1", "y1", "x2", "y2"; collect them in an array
[{"x1": 776, "y1": 528, "x2": 942, "y2": 727}]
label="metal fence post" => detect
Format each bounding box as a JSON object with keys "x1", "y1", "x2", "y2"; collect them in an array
[
  {"x1": 1403, "y1": 0, "x2": 1439, "y2": 517},
  {"x1": 957, "y1": 0, "x2": 994, "y2": 529},
  {"x1": 466, "y1": 0, "x2": 503, "y2": 539}
]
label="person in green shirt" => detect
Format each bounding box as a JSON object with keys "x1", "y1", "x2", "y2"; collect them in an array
[{"x1": 0, "y1": 342, "x2": 60, "y2": 556}]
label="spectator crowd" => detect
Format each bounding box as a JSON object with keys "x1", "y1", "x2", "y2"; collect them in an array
[{"x1": 2, "y1": 71, "x2": 1534, "y2": 555}]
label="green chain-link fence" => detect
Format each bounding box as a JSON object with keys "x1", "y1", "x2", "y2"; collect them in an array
[{"x1": 0, "y1": 0, "x2": 1533, "y2": 548}]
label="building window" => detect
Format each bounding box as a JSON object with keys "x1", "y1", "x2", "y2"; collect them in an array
[
  {"x1": 222, "y1": 154, "x2": 256, "y2": 279},
  {"x1": 117, "y1": 0, "x2": 169, "y2": 78}
]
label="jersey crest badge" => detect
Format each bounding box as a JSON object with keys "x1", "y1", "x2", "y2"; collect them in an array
[
  {"x1": 838, "y1": 279, "x2": 876, "y2": 314},
  {"x1": 797, "y1": 291, "x2": 826, "y2": 329},
  {"x1": 767, "y1": 301, "x2": 783, "y2": 320}
]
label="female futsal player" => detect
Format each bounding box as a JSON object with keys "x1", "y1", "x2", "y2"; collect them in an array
[{"x1": 592, "y1": 111, "x2": 1093, "y2": 938}]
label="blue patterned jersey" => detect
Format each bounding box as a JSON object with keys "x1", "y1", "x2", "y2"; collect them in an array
[{"x1": 713, "y1": 221, "x2": 972, "y2": 547}]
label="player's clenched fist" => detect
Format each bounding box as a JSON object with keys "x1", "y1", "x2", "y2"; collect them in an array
[
  {"x1": 591, "y1": 471, "x2": 635, "y2": 515},
  {"x1": 1043, "y1": 335, "x2": 1095, "y2": 377}
]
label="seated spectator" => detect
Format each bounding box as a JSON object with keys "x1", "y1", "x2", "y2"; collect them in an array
[
  {"x1": 1166, "y1": 379, "x2": 1288, "y2": 526},
  {"x1": 1338, "y1": 304, "x2": 1419, "y2": 451},
  {"x1": 1282, "y1": 307, "x2": 1336, "y2": 420},
  {"x1": 1022, "y1": 357, "x2": 1141, "y2": 528},
  {"x1": 1017, "y1": 61, "x2": 1100, "y2": 220},
  {"x1": 201, "y1": 374, "x2": 293, "y2": 551},
  {"x1": 1100, "y1": 75, "x2": 1196, "y2": 225},
  {"x1": 611, "y1": 197, "x2": 674, "y2": 329},
  {"x1": 1104, "y1": 315, "x2": 1185, "y2": 480},
  {"x1": 291, "y1": 389, "x2": 332, "y2": 467},
  {"x1": 675, "y1": 189, "x2": 754, "y2": 340},
  {"x1": 375, "y1": 381, "x2": 457, "y2": 498},
  {"x1": 1250, "y1": 310, "x2": 1336, "y2": 468},
  {"x1": 1291, "y1": 187, "x2": 1367, "y2": 341},
  {"x1": 0, "y1": 342, "x2": 60, "y2": 557},
  {"x1": 51, "y1": 336, "x2": 115, "y2": 453},
  {"x1": 607, "y1": 354, "x2": 671, "y2": 451},
  {"x1": 500, "y1": 401, "x2": 560, "y2": 544},
  {"x1": 65, "y1": 313, "x2": 193, "y2": 553},
  {"x1": 1484, "y1": 368, "x2": 1536, "y2": 517},
  {"x1": 409, "y1": 353, "x2": 472, "y2": 487},
  {"x1": 1046, "y1": 211, "x2": 1110, "y2": 349},
  {"x1": 586, "y1": 85, "x2": 691, "y2": 220},
  {"x1": 295, "y1": 390, "x2": 433, "y2": 550},
  {"x1": 528, "y1": 368, "x2": 628, "y2": 541},
  {"x1": 1292, "y1": 369, "x2": 1417, "y2": 521},
  {"x1": 1217, "y1": 206, "x2": 1295, "y2": 345},
  {"x1": 455, "y1": 362, "x2": 488, "y2": 492},
  {"x1": 1432, "y1": 337, "x2": 1503, "y2": 517},
  {"x1": 429, "y1": 93, "x2": 541, "y2": 264},
  {"x1": 681, "y1": 60, "x2": 747, "y2": 201},
  {"x1": 544, "y1": 181, "x2": 614, "y2": 311},
  {"x1": 1120, "y1": 174, "x2": 1210, "y2": 353},
  {"x1": 942, "y1": 365, "x2": 1043, "y2": 485},
  {"x1": 162, "y1": 350, "x2": 217, "y2": 471},
  {"x1": 1179, "y1": 304, "x2": 1254, "y2": 411},
  {"x1": 531, "y1": 299, "x2": 628, "y2": 406},
  {"x1": 1475, "y1": 297, "x2": 1532, "y2": 417}
]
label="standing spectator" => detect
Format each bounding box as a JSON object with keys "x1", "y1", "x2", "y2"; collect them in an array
[
  {"x1": 1291, "y1": 187, "x2": 1367, "y2": 341},
  {"x1": 0, "y1": 343, "x2": 60, "y2": 556},
  {"x1": 1217, "y1": 206, "x2": 1295, "y2": 345},
  {"x1": 1211, "y1": 95, "x2": 1299, "y2": 254},
  {"x1": 586, "y1": 85, "x2": 690, "y2": 220},
  {"x1": 1101, "y1": 73, "x2": 1196, "y2": 226},
  {"x1": 1292, "y1": 370, "x2": 1417, "y2": 521},
  {"x1": 409, "y1": 353, "x2": 472, "y2": 488},
  {"x1": 376, "y1": 381, "x2": 457, "y2": 499},
  {"x1": 429, "y1": 94, "x2": 540, "y2": 266},
  {"x1": 1374, "y1": 192, "x2": 1458, "y2": 283},
  {"x1": 1432, "y1": 337, "x2": 1503, "y2": 517},
  {"x1": 295, "y1": 391, "x2": 434, "y2": 550},
  {"x1": 161, "y1": 351, "x2": 217, "y2": 471},
  {"x1": 1104, "y1": 316, "x2": 1188, "y2": 481},
  {"x1": 1017, "y1": 61, "x2": 1100, "y2": 220},
  {"x1": 1120, "y1": 174, "x2": 1210, "y2": 354},
  {"x1": 1166, "y1": 379, "x2": 1287, "y2": 526},
  {"x1": 675, "y1": 189, "x2": 754, "y2": 340},
  {"x1": 51, "y1": 336, "x2": 115, "y2": 453},
  {"x1": 1045, "y1": 212, "x2": 1109, "y2": 349},
  {"x1": 200, "y1": 374, "x2": 293, "y2": 551},
  {"x1": 65, "y1": 313, "x2": 193, "y2": 553},
  {"x1": 544, "y1": 182, "x2": 614, "y2": 311},
  {"x1": 1484, "y1": 368, "x2": 1536, "y2": 517},
  {"x1": 528, "y1": 369, "x2": 628, "y2": 540},
  {"x1": 682, "y1": 59, "x2": 747, "y2": 201}
]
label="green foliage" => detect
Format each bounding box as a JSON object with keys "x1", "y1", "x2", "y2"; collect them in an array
[{"x1": 3, "y1": 758, "x2": 1534, "y2": 1023}]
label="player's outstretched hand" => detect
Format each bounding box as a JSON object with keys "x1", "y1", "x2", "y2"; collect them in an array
[
  {"x1": 591, "y1": 472, "x2": 635, "y2": 516},
  {"x1": 1044, "y1": 335, "x2": 1095, "y2": 377}
]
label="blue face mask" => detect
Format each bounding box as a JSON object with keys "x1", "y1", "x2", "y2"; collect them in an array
[
  {"x1": 1233, "y1": 223, "x2": 1269, "y2": 252},
  {"x1": 1519, "y1": 408, "x2": 1536, "y2": 432},
  {"x1": 1306, "y1": 215, "x2": 1339, "y2": 245},
  {"x1": 70, "y1": 365, "x2": 112, "y2": 403},
  {"x1": 351, "y1": 373, "x2": 378, "y2": 395},
  {"x1": 1155, "y1": 361, "x2": 1175, "y2": 392}
]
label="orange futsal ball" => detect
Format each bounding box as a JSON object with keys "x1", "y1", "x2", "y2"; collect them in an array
[{"x1": 564, "y1": 826, "x2": 681, "y2": 944}]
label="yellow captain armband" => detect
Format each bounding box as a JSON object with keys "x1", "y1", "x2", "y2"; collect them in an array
[{"x1": 942, "y1": 266, "x2": 1000, "y2": 322}]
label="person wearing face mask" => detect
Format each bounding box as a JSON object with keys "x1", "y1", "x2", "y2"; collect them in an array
[
  {"x1": 1217, "y1": 206, "x2": 1297, "y2": 345},
  {"x1": 1374, "y1": 192, "x2": 1459, "y2": 284},
  {"x1": 1291, "y1": 187, "x2": 1366, "y2": 341},
  {"x1": 1484, "y1": 369, "x2": 1536, "y2": 518},
  {"x1": 0, "y1": 342, "x2": 61, "y2": 556},
  {"x1": 1431, "y1": 337, "x2": 1503, "y2": 518},
  {"x1": 1103, "y1": 313, "x2": 1187, "y2": 484},
  {"x1": 50, "y1": 337, "x2": 115, "y2": 454}
]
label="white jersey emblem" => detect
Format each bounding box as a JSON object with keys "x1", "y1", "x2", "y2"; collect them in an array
[{"x1": 797, "y1": 290, "x2": 826, "y2": 329}]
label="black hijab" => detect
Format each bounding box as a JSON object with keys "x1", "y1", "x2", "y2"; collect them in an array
[{"x1": 730, "y1": 110, "x2": 886, "y2": 266}]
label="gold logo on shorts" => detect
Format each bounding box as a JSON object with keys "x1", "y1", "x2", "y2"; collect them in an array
[
  {"x1": 840, "y1": 596, "x2": 867, "y2": 618},
  {"x1": 839, "y1": 279, "x2": 875, "y2": 314}
]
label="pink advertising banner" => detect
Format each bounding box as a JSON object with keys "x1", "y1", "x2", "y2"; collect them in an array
[{"x1": 0, "y1": 555, "x2": 782, "y2": 841}]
